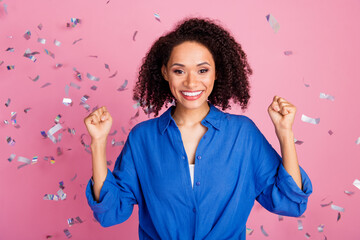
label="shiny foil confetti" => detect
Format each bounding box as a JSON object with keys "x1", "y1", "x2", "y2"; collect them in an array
[
  {"x1": 133, "y1": 31, "x2": 138, "y2": 41},
  {"x1": 301, "y1": 114, "x2": 320, "y2": 124},
  {"x1": 331, "y1": 204, "x2": 345, "y2": 212},
  {"x1": 70, "y1": 173, "x2": 77, "y2": 181},
  {"x1": 246, "y1": 228, "x2": 254, "y2": 235},
  {"x1": 41, "y1": 82, "x2": 51, "y2": 88},
  {"x1": 106, "y1": 160, "x2": 112, "y2": 166},
  {"x1": 63, "y1": 98, "x2": 73, "y2": 106},
  {"x1": 75, "y1": 216, "x2": 83, "y2": 223},
  {"x1": 37, "y1": 38, "x2": 46, "y2": 44},
  {"x1": 63, "y1": 229, "x2": 72, "y2": 238},
  {"x1": 67, "y1": 128, "x2": 76, "y2": 135},
  {"x1": 5, "y1": 98, "x2": 11, "y2": 107},
  {"x1": 57, "y1": 189, "x2": 67, "y2": 200},
  {"x1": 6, "y1": 136, "x2": 15, "y2": 146},
  {"x1": 294, "y1": 138, "x2": 304, "y2": 145},
  {"x1": 89, "y1": 55, "x2": 98, "y2": 58},
  {"x1": 8, "y1": 154, "x2": 16, "y2": 162},
  {"x1": 87, "y1": 72, "x2": 100, "y2": 81},
  {"x1": 47, "y1": 123, "x2": 63, "y2": 143},
  {"x1": 266, "y1": 14, "x2": 280, "y2": 33},
  {"x1": 111, "y1": 139, "x2": 124, "y2": 146},
  {"x1": 109, "y1": 70, "x2": 118, "y2": 78},
  {"x1": 23, "y1": 30, "x2": 31, "y2": 40},
  {"x1": 344, "y1": 190, "x2": 354, "y2": 195},
  {"x1": 29, "y1": 75, "x2": 40, "y2": 82},
  {"x1": 130, "y1": 109, "x2": 140, "y2": 120},
  {"x1": 318, "y1": 224, "x2": 325, "y2": 232},
  {"x1": 32, "y1": 156, "x2": 38, "y2": 164},
  {"x1": 90, "y1": 85, "x2": 97, "y2": 90},
  {"x1": 72, "y1": 38, "x2": 82, "y2": 44},
  {"x1": 55, "y1": 114, "x2": 62, "y2": 124},
  {"x1": 109, "y1": 130, "x2": 117, "y2": 136},
  {"x1": 355, "y1": 137, "x2": 360, "y2": 145},
  {"x1": 297, "y1": 220, "x2": 303, "y2": 230},
  {"x1": 43, "y1": 194, "x2": 59, "y2": 201},
  {"x1": 278, "y1": 215, "x2": 283, "y2": 221},
  {"x1": 284, "y1": 51, "x2": 293, "y2": 55},
  {"x1": 105, "y1": 63, "x2": 110, "y2": 71},
  {"x1": 260, "y1": 225, "x2": 269, "y2": 237},
  {"x1": 40, "y1": 131, "x2": 48, "y2": 138},
  {"x1": 57, "y1": 147, "x2": 63, "y2": 156},
  {"x1": 328, "y1": 130, "x2": 333, "y2": 135},
  {"x1": 70, "y1": 82, "x2": 80, "y2": 89},
  {"x1": 154, "y1": 13, "x2": 161, "y2": 22},
  {"x1": 67, "y1": 218, "x2": 75, "y2": 227},
  {"x1": 67, "y1": 18, "x2": 81, "y2": 27},
  {"x1": 320, "y1": 200, "x2": 333, "y2": 207},
  {"x1": 17, "y1": 156, "x2": 31, "y2": 169},
  {"x1": 305, "y1": 233, "x2": 311, "y2": 239},
  {"x1": 38, "y1": 23, "x2": 43, "y2": 30},
  {"x1": 337, "y1": 212, "x2": 341, "y2": 221},
  {"x1": 44, "y1": 49, "x2": 55, "y2": 58},
  {"x1": 117, "y1": 79, "x2": 128, "y2": 91},
  {"x1": 56, "y1": 63, "x2": 63, "y2": 68},
  {"x1": 7, "y1": 65, "x2": 15, "y2": 70},
  {"x1": 54, "y1": 39, "x2": 61, "y2": 46},
  {"x1": 320, "y1": 93, "x2": 335, "y2": 101},
  {"x1": 353, "y1": 179, "x2": 360, "y2": 190},
  {"x1": 65, "y1": 85, "x2": 69, "y2": 96},
  {"x1": 3, "y1": 3, "x2": 8, "y2": 14},
  {"x1": 6, "y1": 47, "x2": 14, "y2": 52}
]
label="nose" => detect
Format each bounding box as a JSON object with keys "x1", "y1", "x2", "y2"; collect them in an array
[{"x1": 184, "y1": 71, "x2": 197, "y2": 88}]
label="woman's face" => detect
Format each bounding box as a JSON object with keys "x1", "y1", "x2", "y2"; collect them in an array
[{"x1": 161, "y1": 41, "x2": 216, "y2": 111}]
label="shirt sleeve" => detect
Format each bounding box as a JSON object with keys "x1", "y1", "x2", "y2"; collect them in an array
[
  {"x1": 247, "y1": 118, "x2": 313, "y2": 217},
  {"x1": 85, "y1": 132, "x2": 141, "y2": 227}
]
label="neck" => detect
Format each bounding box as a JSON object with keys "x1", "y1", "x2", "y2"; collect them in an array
[{"x1": 171, "y1": 102, "x2": 210, "y2": 127}]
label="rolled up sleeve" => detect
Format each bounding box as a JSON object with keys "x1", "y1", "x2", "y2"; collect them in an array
[
  {"x1": 247, "y1": 118, "x2": 313, "y2": 217},
  {"x1": 85, "y1": 132, "x2": 141, "y2": 227}
]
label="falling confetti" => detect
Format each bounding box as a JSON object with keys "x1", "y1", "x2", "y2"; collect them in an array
[
  {"x1": 6, "y1": 65, "x2": 15, "y2": 70},
  {"x1": 337, "y1": 212, "x2": 341, "y2": 221},
  {"x1": 23, "y1": 30, "x2": 31, "y2": 40},
  {"x1": 90, "y1": 85, "x2": 97, "y2": 91},
  {"x1": 297, "y1": 220, "x2": 303, "y2": 230},
  {"x1": 86, "y1": 72, "x2": 100, "y2": 81},
  {"x1": 331, "y1": 204, "x2": 345, "y2": 212},
  {"x1": 260, "y1": 225, "x2": 269, "y2": 237},
  {"x1": 305, "y1": 233, "x2": 311, "y2": 239},
  {"x1": 5, "y1": 98, "x2": 11, "y2": 107},
  {"x1": 154, "y1": 13, "x2": 161, "y2": 22},
  {"x1": 54, "y1": 39, "x2": 61, "y2": 47},
  {"x1": 344, "y1": 190, "x2": 354, "y2": 195},
  {"x1": 109, "y1": 70, "x2": 118, "y2": 78},
  {"x1": 17, "y1": 156, "x2": 31, "y2": 169},
  {"x1": 37, "y1": 38, "x2": 46, "y2": 44},
  {"x1": 284, "y1": 51, "x2": 293, "y2": 55},
  {"x1": 105, "y1": 63, "x2": 110, "y2": 71},
  {"x1": 67, "y1": 18, "x2": 81, "y2": 28},
  {"x1": 266, "y1": 14, "x2": 280, "y2": 33},
  {"x1": 117, "y1": 79, "x2": 128, "y2": 91},
  {"x1": 8, "y1": 154, "x2": 16, "y2": 162},
  {"x1": 63, "y1": 98, "x2": 73, "y2": 106},
  {"x1": 319, "y1": 93, "x2": 335, "y2": 101},
  {"x1": 133, "y1": 30, "x2": 138, "y2": 41},
  {"x1": 353, "y1": 179, "x2": 360, "y2": 190},
  {"x1": 318, "y1": 224, "x2": 325, "y2": 232},
  {"x1": 355, "y1": 137, "x2": 360, "y2": 145},
  {"x1": 246, "y1": 228, "x2": 254, "y2": 235},
  {"x1": 41, "y1": 82, "x2": 52, "y2": 88},
  {"x1": 37, "y1": 23, "x2": 43, "y2": 30},
  {"x1": 301, "y1": 114, "x2": 320, "y2": 124},
  {"x1": 29, "y1": 75, "x2": 40, "y2": 82},
  {"x1": 6, "y1": 136, "x2": 15, "y2": 146},
  {"x1": 44, "y1": 49, "x2": 55, "y2": 58},
  {"x1": 72, "y1": 38, "x2": 83, "y2": 45},
  {"x1": 63, "y1": 229, "x2": 72, "y2": 238},
  {"x1": 328, "y1": 130, "x2": 333, "y2": 135}
]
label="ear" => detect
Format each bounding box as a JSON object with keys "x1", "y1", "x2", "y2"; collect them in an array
[{"x1": 161, "y1": 65, "x2": 168, "y2": 82}]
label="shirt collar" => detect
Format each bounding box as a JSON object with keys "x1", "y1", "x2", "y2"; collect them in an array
[{"x1": 158, "y1": 102, "x2": 223, "y2": 135}]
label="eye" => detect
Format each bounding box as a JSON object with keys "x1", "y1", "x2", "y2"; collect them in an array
[
  {"x1": 174, "y1": 69, "x2": 184, "y2": 74},
  {"x1": 199, "y1": 69, "x2": 208, "y2": 73}
]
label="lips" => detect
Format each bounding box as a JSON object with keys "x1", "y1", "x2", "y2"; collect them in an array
[{"x1": 180, "y1": 90, "x2": 204, "y2": 100}]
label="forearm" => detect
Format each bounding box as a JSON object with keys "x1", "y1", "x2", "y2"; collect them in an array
[
  {"x1": 91, "y1": 139, "x2": 108, "y2": 202},
  {"x1": 276, "y1": 130, "x2": 303, "y2": 191}
]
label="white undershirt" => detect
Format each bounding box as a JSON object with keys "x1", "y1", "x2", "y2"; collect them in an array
[{"x1": 189, "y1": 164, "x2": 195, "y2": 188}]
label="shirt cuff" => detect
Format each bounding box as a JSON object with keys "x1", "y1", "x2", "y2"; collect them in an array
[
  {"x1": 85, "y1": 168, "x2": 118, "y2": 213},
  {"x1": 276, "y1": 163, "x2": 313, "y2": 204}
]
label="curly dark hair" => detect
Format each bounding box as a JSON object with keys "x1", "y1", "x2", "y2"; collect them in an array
[{"x1": 133, "y1": 17, "x2": 253, "y2": 117}]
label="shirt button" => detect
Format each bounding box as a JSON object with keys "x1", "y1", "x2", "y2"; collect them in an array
[
  {"x1": 193, "y1": 208, "x2": 196, "y2": 213},
  {"x1": 196, "y1": 181, "x2": 200, "y2": 186},
  {"x1": 197, "y1": 155, "x2": 201, "y2": 160}
]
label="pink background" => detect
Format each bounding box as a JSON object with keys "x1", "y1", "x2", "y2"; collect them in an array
[{"x1": 1, "y1": 0, "x2": 360, "y2": 239}]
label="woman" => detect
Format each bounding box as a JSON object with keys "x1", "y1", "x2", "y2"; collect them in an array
[{"x1": 84, "y1": 17, "x2": 312, "y2": 240}]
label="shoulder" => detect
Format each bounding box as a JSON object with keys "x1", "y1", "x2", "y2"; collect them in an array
[
  {"x1": 222, "y1": 112, "x2": 256, "y2": 128},
  {"x1": 128, "y1": 117, "x2": 160, "y2": 139}
]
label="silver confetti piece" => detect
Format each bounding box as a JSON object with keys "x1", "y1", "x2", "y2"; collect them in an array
[
  {"x1": 320, "y1": 200, "x2": 332, "y2": 207},
  {"x1": 65, "y1": 85, "x2": 69, "y2": 96},
  {"x1": 48, "y1": 123, "x2": 63, "y2": 137},
  {"x1": 37, "y1": 38, "x2": 46, "y2": 44},
  {"x1": 109, "y1": 70, "x2": 118, "y2": 78},
  {"x1": 260, "y1": 225, "x2": 269, "y2": 237},
  {"x1": 266, "y1": 14, "x2": 280, "y2": 33},
  {"x1": 90, "y1": 85, "x2": 97, "y2": 90},
  {"x1": 117, "y1": 79, "x2": 128, "y2": 91},
  {"x1": 305, "y1": 233, "x2": 311, "y2": 239},
  {"x1": 297, "y1": 220, "x2": 303, "y2": 230},
  {"x1": 294, "y1": 138, "x2": 304, "y2": 145},
  {"x1": 29, "y1": 75, "x2": 40, "y2": 82},
  {"x1": 154, "y1": 13, "x2": 161, "y2": 22},
  {"x1": 111, "y1": 139, "x2": 124, "y2": 146},
  {"x1": 41, "y1": 82, "x2": 52, "y2": 88},
  {"x1": 63, "y1": 98, "x2": 73, "y2": 106},
  {"x1": 353, "y1": 179, "x2": 360, "y2": 190},
  {"x1": 328, "y1": 130, "x2": 333, "y2": 135},
  {"x1": 87, "y1": 72, "x2": 100, "y2": 81},
  {"x1": 5, "y1": 98, "x2": 11, "y2": 107},
  {"x1": 278, "y1": 215, "x2": 283, "y2": 221},
  {"x1": 133, "y1": 31, "x2": 138, "y2": 41},
  {"x1": 246, "y1": 228, "x2": 254, "y2": 235},
  {"x1": 44, "y1": 49, "x2": 55, "y2": 58},
  {"x1": 344, "y1": 190, "x2": 354, "y2": 195},
  {"x1": 355, "y1": 137, "x2": 360, "y2": 145},
  {"x1": 75, "y1": 216, "x2": 83, "y2": 223},
  {"x1": 109, "y1": 130, "x2": 117, "y2": 136},
  {"x1": 72, "y1": 38, "x2": 82, "y2": 44},
  {"x1": 54, "y1": 39, "x2": 61, "y2": 46},
  {"x1": 56, "y1": 63, "x2": 63, "y2": 68},
  {"x1": 284, "y1": 51, "x2": 293, "y2": 55},
  {"x1": 331, "y1": 204, "x2": 345, "y2": 212},
  {"x1": 301, "y1": 114, "x2": 320, "y2": 124},
  {"x1": 105, "y1": 63, "x2": 110, "y2": 71},
  {"x1": 24, "y1": 30, "x2": 31, "y2": 40},
  {"x1": 130, "y1": 109, "x2": 140, "y2": 120},
  {"x1": 318, "y1": 224, "x2": 325, "y2": 232},
  {"x1": 8, "y1": 154, "x2": 16, "y2": 162},
  {"x1": 38, "y1": 23, "x2": 43, "y2": 30},
  {"x1": 57, "y1": 189, "x2": 67, "y2": 200},
  {"x1": 64, "y1": 229, "x2": 72, "y2": 239},
  {"x1": 319, "y1": 93, "x2": 335, "y2": 101},
  {"x1": 70, "y1": 173, "x2": 77, "y2": 181}
]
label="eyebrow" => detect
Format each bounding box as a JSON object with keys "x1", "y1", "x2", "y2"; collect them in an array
[{"x1": 170, "y1": 62, "x2": 211, "y2": 67}]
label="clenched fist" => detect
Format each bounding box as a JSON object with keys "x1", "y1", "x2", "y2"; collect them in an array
[{"x1": 84, "y1": 106, "x2": 113, "y2": 142}]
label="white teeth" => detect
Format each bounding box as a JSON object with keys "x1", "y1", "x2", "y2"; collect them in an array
[{"x1": 181, "y1": 91, "x2": 203, "y2": 97}]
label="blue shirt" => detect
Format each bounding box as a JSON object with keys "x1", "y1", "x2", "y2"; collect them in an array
[{"x1": 86, "y1": 102, "x2": 313, "y2": 240}]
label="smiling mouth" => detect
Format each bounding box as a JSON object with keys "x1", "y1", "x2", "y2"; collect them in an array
[{"x1": 181, "y1": 90, "x2": 203, "y2": 97}]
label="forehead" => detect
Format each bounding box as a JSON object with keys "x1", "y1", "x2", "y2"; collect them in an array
[{"x1": 168, "y1": 41, "x2": 214, "y2": 64}]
